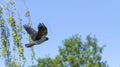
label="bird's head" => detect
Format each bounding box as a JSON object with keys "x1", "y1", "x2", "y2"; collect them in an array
[{"x1": 45, "y1": 37, "x2": 49, "y2": 40}]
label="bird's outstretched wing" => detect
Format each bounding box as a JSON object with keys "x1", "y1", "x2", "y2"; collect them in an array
[
  {"x1": 23, "y1": 24, "x2": 37, "y2": 41},
  {"x1": 35, "y1": 23, "x2": 48, "y2": 40}
]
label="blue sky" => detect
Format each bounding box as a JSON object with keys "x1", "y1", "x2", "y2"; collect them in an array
[{"x1": 1, "y1": 0, "x2": 120, "y2": 67}]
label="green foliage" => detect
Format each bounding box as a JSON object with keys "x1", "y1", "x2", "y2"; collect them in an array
[
  {"x1": 25, "y1": 10, "x2": 30, "y2": 17},
  {"x1": 0, "y1": 0, "x2": 34, "y2": 66},
  {"x1": 0, "y1": 0, "x2": 37, "y2": 66},
  {"x1": 7, "y1": 16, "x2": 16, "y2": 27},
  {"x1": 37, "y1": 35, "x2": 108, "y2": 67},
  {"x1": 10, "y1": 57, "x2": 21, "y2": 67},
  {"x1": 0, "y1": 10, "x2": 10, "y2": 59}
]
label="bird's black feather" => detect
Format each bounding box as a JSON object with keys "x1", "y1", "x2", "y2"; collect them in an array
[
  {"x1": 23, "y1": 24, "x2": 37, "y2": 41},
  {"x1": 35, "y1": 23, "x2": 48, "y2": 40}
]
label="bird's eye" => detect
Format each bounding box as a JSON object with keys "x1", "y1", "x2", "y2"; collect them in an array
[{"x1": 46, "y1": 37, "x2": 48, "y2": 40}]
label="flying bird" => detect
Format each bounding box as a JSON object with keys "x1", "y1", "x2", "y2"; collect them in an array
[{"x1": 23, "y1": 23, "x2": 48, "y2": 48}]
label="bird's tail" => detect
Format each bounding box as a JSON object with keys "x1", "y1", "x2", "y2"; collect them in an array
[{"x1": 25, "y1": 43, "x2": 35, "y2": 48}]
